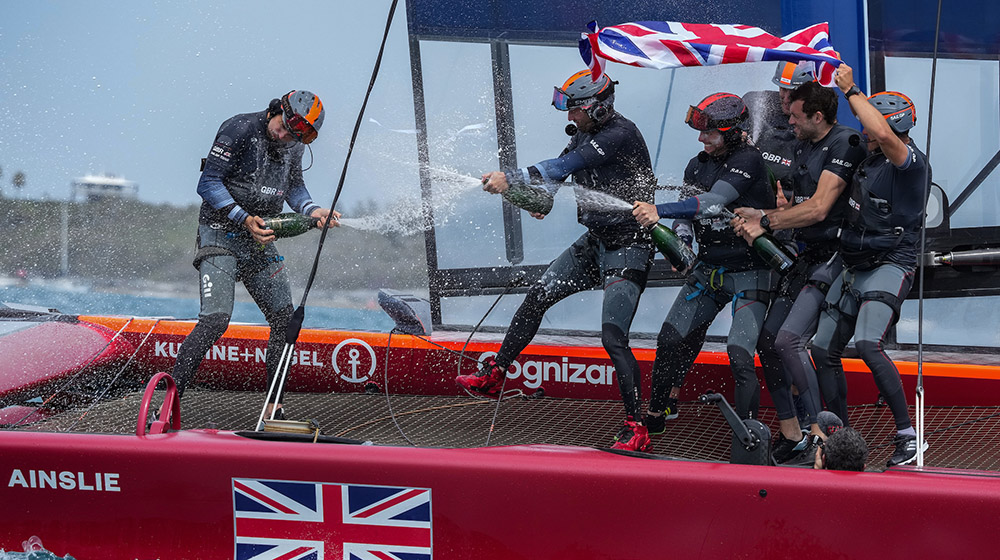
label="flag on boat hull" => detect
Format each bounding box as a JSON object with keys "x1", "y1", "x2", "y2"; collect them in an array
[
  {"x1": 580, "y1": 20, "x2": 841, "y2": 86},
  {"x1": 233, "y1": 478, "x2": 432, "y2": 560}
]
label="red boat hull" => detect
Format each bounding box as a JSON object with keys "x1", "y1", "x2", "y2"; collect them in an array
[{"x1": 3, "y1": 428, "x2": 1000, "y2": 559}]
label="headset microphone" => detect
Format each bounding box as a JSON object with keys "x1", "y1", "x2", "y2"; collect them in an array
[{"x1": 565, "y1": 123, "x2": 578, "y2": 136}]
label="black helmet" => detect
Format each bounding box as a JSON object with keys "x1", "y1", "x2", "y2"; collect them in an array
[
  {"x1": 772, "y1": 61, "x2": 816, "y2": 89},
  {"x1": 552, "y1": 70, "x2": 616, "y2": 122},
  {"x1": 869, "y1": 91, "x2": 916, "y2": 134},
  {"x1": 280, "y1": 90, "x2": 325, "y2": 144},
  {"x1": 686, "y1": 92, "x2": 749, "y2": 132}
]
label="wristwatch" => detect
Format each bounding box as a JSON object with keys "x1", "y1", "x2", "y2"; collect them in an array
[
  {"x1": 760, "y1": 214, "x2": 773, "y2": 233},
  {"x1": 845, "y1": 85, "x2": 862, "y2": 99}
]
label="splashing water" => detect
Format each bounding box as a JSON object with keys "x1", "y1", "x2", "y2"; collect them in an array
[
  {"x1": 571, "y1": 187, "x2": 633, "y2": 212},
  {"x1": 338, "y1": 166, "x2": 483, "y2": 236}
]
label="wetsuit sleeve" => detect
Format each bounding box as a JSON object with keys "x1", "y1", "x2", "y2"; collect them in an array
[
  {"x1": 283, "y1": 152, "x2": 318, "y2": 216},
  {"x1": 655, "y1": 151, "x2": 754, "y2": 219},
  {"x1": 198, "y1": 120, "x2": 250, "y2": 225},
  {"x1": 823, "y1": 130, "x2": 867, "y2": 182},
  {"x1": 896, "y1": 143, "x2": 920, "y2": 171},
  {"x1": 505, "y1": 146, "x2": 588, "y2": 194},
  {"x1": 286, "y1": 185, "x2": 319, "y2": 216}
]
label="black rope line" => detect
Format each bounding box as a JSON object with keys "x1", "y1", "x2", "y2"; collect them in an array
[
  {"x1": 66, "y1": 319, "x2": 164, "y2": 432},
  {"x1": 11, "y1": 317, "x2": 136, "y2": 427}
]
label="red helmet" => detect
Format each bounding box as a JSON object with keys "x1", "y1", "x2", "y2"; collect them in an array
[{"x1": 685, "y1": 92, "x2": 748, "y2": 132}]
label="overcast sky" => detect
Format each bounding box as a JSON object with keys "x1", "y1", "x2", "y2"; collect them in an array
[{"x1": 0, "y1": 0, "x2": 415, "y2": 210}]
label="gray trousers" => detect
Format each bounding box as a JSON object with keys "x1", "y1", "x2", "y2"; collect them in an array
[
  {"x1": 172, "y1": 224, "x2": 294, "y2": 401},
  {"x1": 495, "y1": 232, "x2": 652, "y2": 419},
  {"x1": 811, "y1": 263, "x2": 914, "y2": 430},
  {"x1": 650, "y1": 262, "x2": 773, "y2": 420},
  {"x1": 759, "y1": 254, "x2": 844, "y2": 424}
]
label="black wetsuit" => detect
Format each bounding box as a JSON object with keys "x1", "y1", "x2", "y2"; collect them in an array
[
  {"x1": 494, "y1": 111, "x2": 656, "y2": 421},
  {"x1": 811, "y1": 142, "x2": 930, "y2": 430},
  {"x1": 649, "y1": 141, "x2": 776, "y2": 420},
  {"x1": 757, "y1": 125, "x2": 866, "y2": 426},
  {"x1": 172, "y1": 110, "x2": 320, "y2": 401}
]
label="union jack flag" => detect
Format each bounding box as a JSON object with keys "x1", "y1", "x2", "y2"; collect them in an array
[
  {"x1": 233, "y1": 478, "x2": 432, "y2": 560},
  {"x1": 580, "y1": 20, "x2": 841, "y2": 86}
]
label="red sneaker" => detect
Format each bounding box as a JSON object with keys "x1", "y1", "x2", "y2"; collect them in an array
[
  {"x1": 456, "y1": 358, "x2": 507, "y2": 396},
  {"x1": 611, "y1": 419, "x2": 652, "y2": 452}
]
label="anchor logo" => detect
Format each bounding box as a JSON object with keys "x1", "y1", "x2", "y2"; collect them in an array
[{"x1": 331, "y1": 338, "x2": 377, "y2": 383}]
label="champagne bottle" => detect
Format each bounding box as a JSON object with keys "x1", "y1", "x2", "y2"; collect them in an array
[
  {"x1": 502, "y1": 183, "x2": 554, "y2": 215},
  {"x1": 716, "y1": 207, "x2": 797, "y2": 274},
  {"x1": 262, "y1": 213, "x2": 319, "y2": 238},
  {"x1": 752, "y1": 233, "x2": 796, "y2": 274},
  {"x1": 650, "y1": 223, "x2": 697, "y2": 273}
]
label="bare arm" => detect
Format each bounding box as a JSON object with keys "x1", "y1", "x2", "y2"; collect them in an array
[{"x1": 834, "y1": 63, "x2": 909, "y2": 167}]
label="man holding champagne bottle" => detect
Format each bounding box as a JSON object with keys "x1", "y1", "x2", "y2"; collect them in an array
[
  {"x1": 172, "y1": 90, "x2": 338, "y2": 423},
  {"x1": 632, "y1": 92, "x2": 776, "y2": 431},
  {"x1": 732, "y1": 81, "x2": 866, "y2": 464},
  {"x1": 456, "y1": 69, "x2": 658, "y2": 452}
]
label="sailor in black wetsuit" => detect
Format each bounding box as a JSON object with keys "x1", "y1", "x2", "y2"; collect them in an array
[
  {"x1": 171, "y1": 91, "x2": 339, "y2": 421},
  {"x1": 632, "y1": 93, "x2": 775, "y2": 430},
  {"x1": 734, "y1": 82, "x2": 867, "y2": 464},
  {"x1": 745, "y1": 62, "x2": 816, "y2": 193},
  {"x1": 455, "y1": 70, "x2": 657, "y2": 452},
  {"x1": 814, "y1": 63, "x2": 930, "y2": 467}
]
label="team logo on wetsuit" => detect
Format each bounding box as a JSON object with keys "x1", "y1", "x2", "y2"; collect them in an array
[
  {"x1": 831, "y1": 158, "x2": 853, "y2": 168},
  {"x1": 331, "y1": 338, "x2": 377, "y2": 383},
  {"x1": 728, "y1": 166, "x2": 751, "y2": 179},
  {"x1": 589, "y1": 139, "x2": 606, "y2": 156},
  {"x1": 210, "y1": 144, "x2": 232, "y2": 163},
  {"x1": 259, "y1": 185, "x2": 283, "y2": 196},
  {"x1": 201, "y1": 274, "x2": 213, "y2": 298},
  {"x1": 761, "y1": 152, "x2": 792, "y2": 167},
  {"x1": 848, "y1": 196, "x2": 861, "y2": 211}
]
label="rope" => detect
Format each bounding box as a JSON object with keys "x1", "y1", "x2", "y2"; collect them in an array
[
  {"x1": 914, "y1": 0, "x2": 944, "y2": 467},
  {"x1": 260, "y1": 0, "x2": 400, "y2": 421},
  {"x1": 65, "y1": 319, "x2": 163, "y2": 432},
  {"x1": 10, "y1": 316, "x2": 136, "y2": 427}
]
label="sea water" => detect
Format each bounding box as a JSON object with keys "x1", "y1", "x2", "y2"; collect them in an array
[{"x1": 0, "y1": 282, "x2": 395, "y2": 332}]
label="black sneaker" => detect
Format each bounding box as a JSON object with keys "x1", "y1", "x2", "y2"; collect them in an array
[
  {"x1": 783, "y1": 435, "x2": 821, "y2": 467},
  {"x1": 644, "y1": 413, "x2": 665, "y2": 435},
  {"x1": 772, "y1": 432, "x2": 808, "y2": 464},
  {"x1": 663, "y1": 398, "x2": 680, "y2": 420},
  {"x1": 887, "y1": 434, "x2": 927, "y2": 467}
]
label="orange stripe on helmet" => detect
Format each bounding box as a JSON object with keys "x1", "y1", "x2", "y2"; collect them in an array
[
  {"x1": 871, "y1": 90, "x2": 916, "y2": 123},
  {"x1": 303, "y1": 96, "x2": 324, "y2": 125},
  {"x1": 562, "y1": 69, "x2": 593, "y2": 89},
  {"x1": 779, "y1": 62, "x2": 797, "y2": 85}
]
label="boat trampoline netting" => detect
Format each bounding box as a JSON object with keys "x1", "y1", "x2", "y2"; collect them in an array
[{"x1": 10, "y1": 388, "x2": 1000, "y2": 472}]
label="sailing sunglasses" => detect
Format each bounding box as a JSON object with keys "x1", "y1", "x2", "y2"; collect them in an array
[
  {"x1": 685, "y1": 105, "x2": 715, "y2": 131},
  {"x1": 552, "y1": 86, "x2": 573, "y2": 111},
  {"x1": 280, "y1": 99, "x2": 318, "y2": 144},
  {"x1": 685, "y1": 105, "x2": 738, "y2": 132}
]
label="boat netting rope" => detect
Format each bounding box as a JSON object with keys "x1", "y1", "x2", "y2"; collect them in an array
[{"x1": 11, "y1": 388, "x2": 1000, "y2": 472}]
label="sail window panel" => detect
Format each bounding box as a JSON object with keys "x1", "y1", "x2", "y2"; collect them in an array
[
  {"x1": 419, "y1": 41, "x2": 508, "y2": 269},
  {"x1": 885, "y1": 56, "x2": 1000, "y2": 229}
]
